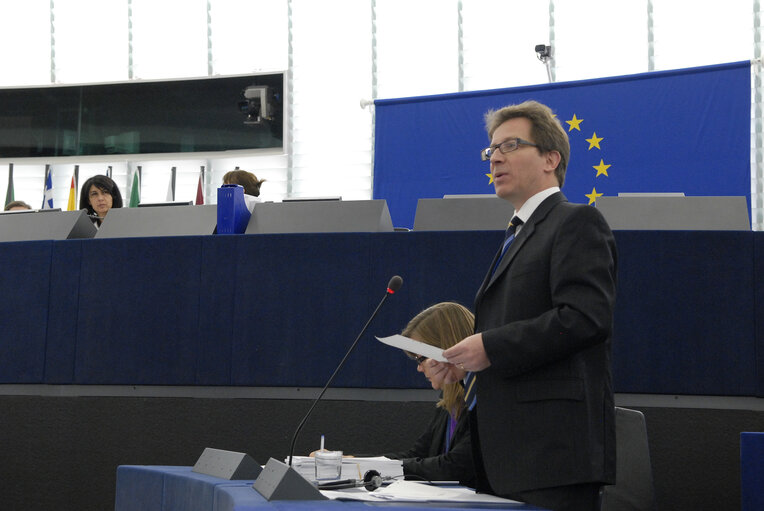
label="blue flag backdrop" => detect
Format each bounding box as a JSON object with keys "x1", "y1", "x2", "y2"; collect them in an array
[{"x1": 373, "y1": 61, "x2": 751, "y2": 228}]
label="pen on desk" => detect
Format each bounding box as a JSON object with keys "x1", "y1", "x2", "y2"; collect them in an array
[{"x1": 320, "y1": 434, "x2": 325, "y2": 451}]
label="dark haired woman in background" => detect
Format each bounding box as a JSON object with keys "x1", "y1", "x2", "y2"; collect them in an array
[{"x1": 79, "y1": 175, "x2": 123, "y2": 226}]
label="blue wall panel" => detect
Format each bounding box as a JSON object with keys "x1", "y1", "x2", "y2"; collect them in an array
[{"x1": 2, "y1": 231, "x2": 761, "y2": 396}]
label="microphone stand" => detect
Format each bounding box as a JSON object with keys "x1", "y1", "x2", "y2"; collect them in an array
[
  {"x1": 253, "y1": 276, "x2": 402, "y2": 501},
  {"x1": 288, "y1": 277, "x2": 401, "y2": 466}
]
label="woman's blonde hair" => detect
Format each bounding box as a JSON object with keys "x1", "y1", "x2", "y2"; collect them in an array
[{"x1": 402, "y1": 302, "x2": 475, "y2": 417}]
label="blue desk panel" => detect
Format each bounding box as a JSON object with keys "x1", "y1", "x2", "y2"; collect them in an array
[
  {"x1": 115, "y1": 466, "x2": 252, "y2": 511},
  {"x1": 754, "y1": 235, "x2": 764, "y2": 398},
  {"x1": 1, "y1": 231, "x2": 762, "y2": 396},
  {"x1": 741, "y1": 432, "x2": 764, "y2": 511},
  {"x1": 45, "y1": 239, "x2": 85, "y2": 382},
  {"x1": 116, "y1": 465, "x2": 546, "y2": 511},
  {"x1": 611, "y1": 231, "x2": 757, "y2": 395},
  {"x1": 75, "y1": 237, "x2": 205, "y2": 384},
  {"x1": 0, "y1": 240, "x2": 54, "y2": 383}
]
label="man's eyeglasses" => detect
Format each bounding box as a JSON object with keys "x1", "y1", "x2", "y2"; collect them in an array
[{"x1": 480, "y1": 138, "x2": 538, "y2": 161}]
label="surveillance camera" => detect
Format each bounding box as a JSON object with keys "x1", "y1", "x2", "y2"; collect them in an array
[
  {"x1": 535, "y1": 44, "x2": 552, "y2": 61},
  {"x1": 239, "y1": 85, "x2": 273, "y2": 125}
]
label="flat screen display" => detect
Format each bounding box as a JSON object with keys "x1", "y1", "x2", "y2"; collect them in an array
[{"x1": 0, "y1": 73, "x2": 283, "y2": 157}]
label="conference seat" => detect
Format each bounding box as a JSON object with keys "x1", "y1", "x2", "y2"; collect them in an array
[{"x1": 600, "y1": 407, "x2": 657, "y2": 511}]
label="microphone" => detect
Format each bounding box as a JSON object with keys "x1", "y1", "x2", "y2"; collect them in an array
[
  {"x1": 386, "y1": 275, "x2": 403, "y2": 294},
  {"x1": 253, "y1": 275, "x2": 404, "y2": 501},
  {"x1": 81, "y1": 208, "x2": 103, "y2": 220},
  {"x1": 287, "y1": 275, "x2": 403, "y2": 466}
]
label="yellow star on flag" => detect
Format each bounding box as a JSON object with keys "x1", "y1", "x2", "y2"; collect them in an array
[
  {"x1": 565, "y1": 114, "x2": 583, "y2": 132},
  {"x1": 585, "y1": 132, "x2": 603, "y2": 150},
  {"x1": 486, "y1": 172, "x2": 493, "y2": 184},
  {"x1": 585, "y1": 187, "x2": 603, "y2": 205},
  {"x1": 593, "y1": 159, "x2": 611, "y2": 177}
]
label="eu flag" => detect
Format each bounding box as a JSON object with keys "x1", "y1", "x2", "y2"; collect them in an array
[{"x1": 373, "y1": 61, "x2": 751, "y2": 228}]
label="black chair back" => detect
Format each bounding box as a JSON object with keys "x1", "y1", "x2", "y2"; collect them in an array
[{"x1": 601, "y1": 407, "x2": 657, "y2": 511}]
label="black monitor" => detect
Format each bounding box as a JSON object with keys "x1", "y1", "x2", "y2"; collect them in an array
[
  {"x1": 137, "y1": 201, "x2": 193, "y2": 208},
  {"x1": 281, "y1": 196, "x2": 341, "y2": 202},
  {"x1": 0, "y1": 208, "x2": 61, "y2": 215},
  {"x1": 0, "y1": 73, "x2": 284, "y2": 158}
]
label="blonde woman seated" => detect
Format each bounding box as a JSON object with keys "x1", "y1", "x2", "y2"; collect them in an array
[{"x1": 383, "y1": 302, "x2": 476, "y2": 487}]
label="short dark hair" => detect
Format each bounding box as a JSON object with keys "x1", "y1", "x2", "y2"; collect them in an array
[
  {"x1": 4, "y1": 200, "x2": 32, "y2": 211},
  {"x1": 79, "y1": 175, "x2": 123, "y2": 214},
  {"x1": 222, "y1": 169, "x2": 265, "y2": 197}
]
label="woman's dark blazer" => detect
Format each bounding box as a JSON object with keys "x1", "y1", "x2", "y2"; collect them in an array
[{"x1": 384, "y1": 406, "x2": 475, "y2": 487}]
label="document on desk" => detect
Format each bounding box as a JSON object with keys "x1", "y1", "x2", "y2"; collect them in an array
[
  {"x1": 375, "y1": 335, "x2": 447, "y2": 362},
  {"x1": 320, "y1": 480, "x2": 522, "y2": 505},
  {"x1": 288, "y1": 456, "x2": 403, "y2": 482}
]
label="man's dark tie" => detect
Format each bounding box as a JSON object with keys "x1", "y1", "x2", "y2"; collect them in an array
[
  {"x1": 464, "y1": 215, "x2": 523, "y2": 411},
  {"x1": 489, "y1": 215, "x2": 524, "y2": 278}
]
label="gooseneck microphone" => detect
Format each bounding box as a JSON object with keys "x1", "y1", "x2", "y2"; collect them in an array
[
  {"x1": 287, "y1": 275, "x2": 403, "y2": 467},
  {"x1": 80, "y1": 208, "x2": 103, "y2": 221}
]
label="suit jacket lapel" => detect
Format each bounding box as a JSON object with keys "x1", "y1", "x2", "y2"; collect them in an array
[
  {"x1": 487, "y1": 224, "x2": 530, "y2": 288},
  {"x1": 474, "y1": 192, "x2": 567, "y2": 309}
]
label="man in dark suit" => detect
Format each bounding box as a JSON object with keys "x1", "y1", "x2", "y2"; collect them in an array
[{"x1": 423, "y1": 100, "x2": 617, "y2": 511}]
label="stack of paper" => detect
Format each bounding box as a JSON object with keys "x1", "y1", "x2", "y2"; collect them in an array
[
  {"x1": 321, "y1": 480, "x2": 523, "y2": 504},
  {"x1": 287, "y1": 456, "x2": 403, "y2": 482}
]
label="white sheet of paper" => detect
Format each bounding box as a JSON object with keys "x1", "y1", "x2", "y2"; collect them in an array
[
  {"x1": 321, "y1": 480, "x2": 521, "y2": 504},
  {"x1": 375, "y1": 335, "x2": 447, "y2": 362}
]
